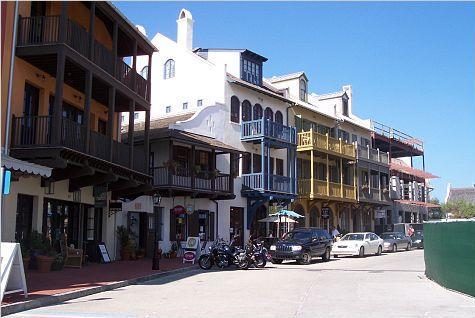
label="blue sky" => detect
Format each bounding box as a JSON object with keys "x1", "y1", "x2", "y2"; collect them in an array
[{"x1": 115, "y1": 1, "x2": 475, "y2": 200}]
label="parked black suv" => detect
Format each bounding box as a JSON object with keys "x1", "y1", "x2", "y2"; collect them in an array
[{"x1": 269, "y1": 228, "x2": 333, "y2": 265}]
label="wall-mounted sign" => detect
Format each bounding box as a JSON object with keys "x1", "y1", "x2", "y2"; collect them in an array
[
  {"x1": 93, "y1": 184, "x2": 108, "y2": 208},
  {"x1": 186, "y1": 204, "x2": 194, "y2": 215},
  {"x1": 108, "y1": 202, "x2": 122, "y2": 217},
  {"x1": 375, "y1": 210, "x2": 386, "y2": 219},
  {"x1": 2, "y1": 168, "x2": 11, "y2": 195},
  {"x1": 172, "y1": 205, "x2": 186, "y2": 215},
  {"x1": 321, "y1": 207, "x2": 331, "y2": 219}
]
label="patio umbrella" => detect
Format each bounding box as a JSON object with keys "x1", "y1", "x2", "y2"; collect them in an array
[
  {"x1": 258, "y1": 216, "x2": 297, "y2": 223},
  {"x1": 269, "y1": 210, "x2": 305, "y2": 219}
]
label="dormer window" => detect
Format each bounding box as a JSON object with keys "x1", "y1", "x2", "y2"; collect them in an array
[
  {"x1": 342, "y1": 96, "x2": 349, "y2": 116},
  {"x1": 299, "y1": 79, "x2": 308, "y2": 102},
  {"x1": 241, "y1": 58, "x2": 262, "y2": 86}
]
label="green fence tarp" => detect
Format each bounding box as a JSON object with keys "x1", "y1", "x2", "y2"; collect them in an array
[{"x1": 424, "y1": 220, "x2": 475, "y2": 297}]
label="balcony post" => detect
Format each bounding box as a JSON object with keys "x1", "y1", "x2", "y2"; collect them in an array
[
  {"x1": 378, "y1": 171, "x2": 382, "y2": 201},
  {"x1": 353, "y1": 161, "x2": 357, "y2": 200},
  {"x1": 310, "y1": 150, "x2": 314, "y2": 197},
  {"x1": 326, "y1": 153, "x2": 330, "y2": 196},
  {"x1": 132, "y1": 39, "x2": 137, "y2": 92},
  {"x1": 191, "y1": 145, "x2": 195, "y2": 189},
  {"x1": 144, "y1": 109, "x2": 150, "y2": 172},
  {"x1": 58, "y1": 2, "x2": 68, "y2": 43},
  {"x1": 261, "y1": 140, "x2": 265, "y2": 191},
  {"x1": 212, "y1": 149, "x2": 216, "y2": 191},
  {"x1": 112, "y1": 21, "x2": 118, "y2": 77},
  {"x1": 128, "y1": 100, "x2": 135, "y2": 168},
  {"x1": 340, "y1": 157, "x2": 343, "y2": 198},
  {"x1": 147, "y1": 54, "x2": 152, "y2": 102},
  {"x1": 267, "y1": 142, "x2": 271, "y2": 191},
  {"x1": 84, "y1": 70, "x2": 92, "y2": 152},
  {"x1": 168, "y1": 140, "x2": 173, "y2": 185},
  {"x1": 88, "y1": 2, "x2": 95, "y2": 59},
  {"x1": 339, "y1": 138, "x2": 343, "y2": 155},
  {"x1": 377, "y1": 148, "x2": 380, "y2": 162},
  {"x1": 367, "y1": 144, "x2": 370, "y2": 159},
  {"x1": 326, "y1": 133, "x2": 329, "y2": 151},
  {"x1": 52, "y1": 48, "x2": 66, "y2": 145},
  {"x1": 107, "y1": 87, "x2": 116, "y2": 161}
]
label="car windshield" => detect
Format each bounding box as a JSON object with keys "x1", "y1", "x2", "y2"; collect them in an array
[
  {"x1": 284, "y1": 231, "x2": 312, "y2": 240},
  {"x1": 381, "y1": 233, "x2": 397, "y2": 239},
  {"x1": 341, "y1": 234, "x2": 364, "y2": 241}
]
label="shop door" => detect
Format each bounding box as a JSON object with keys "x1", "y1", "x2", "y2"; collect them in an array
[
  {"x1": 43, "y1": 199, "x2": 81, "y2": 253},
  {"x1": 84, "y1": 207, "x2": 103, "y2": 262},
  {"x1": 15, "y1": 194, "x2": 34, "y2": 242},
  {"x1": 230, "y1": 207, "x2": 244, "y2": 246}
]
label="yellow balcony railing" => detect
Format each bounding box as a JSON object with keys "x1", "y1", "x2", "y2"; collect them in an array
[
  {"x1": 297, "y1": 130, "x2": 355, "y2": 158},
  {"x1": 297, "y1": 178, "x2": 356, "y2": 201}
]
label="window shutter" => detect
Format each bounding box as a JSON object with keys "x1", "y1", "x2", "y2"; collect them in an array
[
  {"x1": 169, "y1": 210, "x2": 176, "y2": 241},
  {"x1": 188, "y1": 211, "x2": 200, "y2": 237},
  {"x1": 209, "y1": 212, "x2": 215, "y2": 241}
]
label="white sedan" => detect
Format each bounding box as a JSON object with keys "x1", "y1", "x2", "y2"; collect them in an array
[{"x1": 331, "y1": 232, "x2": 383, "y2": 258}]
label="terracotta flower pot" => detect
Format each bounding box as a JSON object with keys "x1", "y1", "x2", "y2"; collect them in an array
[
  {"x1": 36, "y1": 255, "x2": 54, "y2": 273},
  {"x1": 121, "y1": 248, "x2": 132, "y2": 261}
]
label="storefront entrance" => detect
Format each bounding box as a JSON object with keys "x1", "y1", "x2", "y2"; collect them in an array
[
  {"x1": 43, "y1": 199, "x2": 81, "y2": 253},
  {"x1": 230, "y1": 207, "x2": 244, "y2": 246},
  {"x1": 15, "y1": 194, "x2": 34, "y2": 242},
  {"x1": 83, "y1": 207, "x2": 103, "y2": 262}
]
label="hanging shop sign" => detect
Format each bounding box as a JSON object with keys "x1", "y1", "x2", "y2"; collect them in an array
[
  {"x1": 186, "y1": 204, "x2": 194, "y2": 215},
  {"x1": 375, "y1": 210, "x2": 386, "y2": 219},
  {"x1": 321, "y1": 207, "x2": 331, "y2": 219},
  {"x1": 172, "y1": 205, "x2": 186, "y2": 215},
  {"x1": 108, "y1": 201, "x2": 123, "y2": 217},
  {"x1": 93, "y1": 184, "x2": 108, "y2": 208}
]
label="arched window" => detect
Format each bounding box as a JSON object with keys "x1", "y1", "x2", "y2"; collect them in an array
[
  {"x1": 275, "y1": 111, "x2": 283, "y2": 124},
  {"x1": 140, "y1": 66, "x2": 149, "y2": 79},
  {"x1": 163, "y1": 59, "x2": 175, "y2": 79},
  {"x1": 253, "y1": 104, "x2": 263, "y2": 120},
  {"x1": 310, "y1": 206, "x2": 319, "y2": 227},
  {"x1": 230, "y1": 96, "x2": 240, "y2": 123},
  {"x1": 241, "y1": 100, "x2": 252, "y2": 122},
  {"x1": 264, "y1": 107, "x2": 273, "y2": 121},
  {"x1": 299, "y1": 78, "x2": 307, "y2": 101}
]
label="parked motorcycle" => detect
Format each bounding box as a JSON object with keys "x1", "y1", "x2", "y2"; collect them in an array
[
  {"x1": 245, "y1": 236, "x2": 268, "y2": 268},
  {"x1": 198, "y1": 237, "x2": 248, "y2": 270}
]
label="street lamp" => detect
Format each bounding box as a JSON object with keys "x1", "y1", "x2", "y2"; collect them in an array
[{"x1": 152, "y1": 193, "x2": 161, "y2": 270}]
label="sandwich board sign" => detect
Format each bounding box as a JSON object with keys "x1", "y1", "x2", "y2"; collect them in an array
[
  {"x1": 1, "y1": 242, "x2": 28, "y2": 301},
  {"x1": 98, "y1": 243, "x2": 111, "y2": 263},
  {"x1": 182, "y1": 236, "x2": 200, "y2": 264}
]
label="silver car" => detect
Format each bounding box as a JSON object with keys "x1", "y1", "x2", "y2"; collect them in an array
[{"x1": 380, "y1": 232, "x2": 412, "y2": 252}]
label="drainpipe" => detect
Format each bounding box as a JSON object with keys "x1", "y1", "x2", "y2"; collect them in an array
[
  {"x1": 211, "y1": 199, "x2": 218, "y2": 240},
  {"x1": 4, "y1": 1, "x2": 19, "y2": 156}
]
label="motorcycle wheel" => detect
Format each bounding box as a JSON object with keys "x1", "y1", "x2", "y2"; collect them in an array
[
  {"x1": 255, "y1": 254, "x2": 267, "y2": 268},
  {"x1": 237, "y1": 258, "x2": 249, "y2": 270},
  {"x1": 216, "y1": 253, "x2": 229, "y2": 269},
  {"x1": 198, "y1": 255, "x2": 213, "y2": 270}
]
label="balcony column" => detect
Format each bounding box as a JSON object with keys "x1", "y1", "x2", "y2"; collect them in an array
[
  {"x1": 112, "y1": 22, "x2": 118, "y2": 77},
  {"x1": 310, "y1": 150, "x2": 314, "y2": 197},
  {"x1": 88, "y1": 2, "x2": 95, "y2": 59},
  {"x1": 84, "y1": 70, "x2": 92, "y2": 152},
  {"x1": 168, "y1": 140, "x2": 173, "y2": 185},
  {"x1": 340, "y1": 158, "x2": 343, "y2": 198},
  {"x1": 52, "y1": 49, "x2": 66, "y2": 145},
  {"x1": 211, "y1": 149, "x2": 216, "y2": 190},
  {"x1": 267, "y1": 144, "x2": 270, "y2": 191},
  {"x1": 326, "y1": 154, "x2": 330, "y2": 196},
  {"x1": 58, "y1": 2, "x2": 68, "y2": 42},
  {"x1": 191, "y1": 145, "x2": 195, "y2": 189},
  {"x1": 144, "y1": 109, "x2": 150, "y2": 171},
  {"x1": 147, "y1": 54, "x2": 152, "y2": 102},
  {"x1": 353, "y1": 161, "x2": 357, "y2": 200},
  {"x1": 261, "y1": 140, "x2": 265, "y2": 191},
  {"x1": 107, "y1": 87, "x2": 116, "y2": 161},
  {"x1": 378, "y1": 170, "x2": 382, "y2": 201},
  {"x1": 128, "y1": 100, "x2": 135, "y2": 168},
  {"x1": 132, "y1": 39, "x2": 137, "y2": 93}
]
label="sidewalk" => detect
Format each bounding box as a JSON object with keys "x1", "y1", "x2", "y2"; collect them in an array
[{"x1": 2, "y1": 257, "x2": 197, "y2": 316}]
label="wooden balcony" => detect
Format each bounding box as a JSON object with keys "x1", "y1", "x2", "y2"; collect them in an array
[
  {"x1": 241, "y1": 119, "x2": 297, "y2": 146},
  {"x1": 357, "y1": 146, "x2": 389, "y2": 165},
  {"x1": 297, "y1": 130, "x2": 356, "y2": 159},
  {"x1": 297, "y1": 178, "x2": 357, "y2": 202},
  {"x1": 359, "y1": 186, "x2": 391, "y2": 204},
  {"x1": 10, "y1": 115, "x2": 146, "y2": 174},
  {"x1": 151, "y1": 166, "x2": 233, "y2": 198},
  {"x1": 17, "y1": 15, "x2": 149, "y2": 101}
]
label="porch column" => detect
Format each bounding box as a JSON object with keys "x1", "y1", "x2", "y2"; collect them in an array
[
  {"x1": 147, "y1": 54, "x2": 152, "y2": 102},
  {"x1": 58, "y1": 2, "x2": 68, "y2": 42},
  {"x1": 168, "y1": 140, "x2": 173, "y2": 185},
  {"x1": 326, "y1": 154, "x2": 330, "y2": 196},
  {"x1": 108, "y1": 87, "x2": 116, "y2": 161},
  {"x1": 53, "y1": 48, "x2": 66, "y2": 145},
  {"x1": 191, "y1": 145, "x2": 196, "y2": 189},
  {"x1": 310, "y1": 150, "x2": 314, "y2": 197},
  {"x1": 84, "y1": 70, "x2": 92, "y2": 152},
  {"x1": 128, "y1": 100, "x2": 135, "y2": 168},
  {"x1": 267, "y1": 143, "x2": 270, "y2": 191},
  {"x1": 261, "y1": 140, "x2": 265, "y2": 191},
  {"x1": 211, "y1": 149, "x2": 216, "y2": 190},
  {"x1": 340, "y1": 157, "x2": 343, "y2": 199},
  {"x1": 132, "y1": 39, "x2": 137, "y2": 93},
  {"x1": 144, "y1": 109, "x2": 150, "y2": 172},
  {"x1": 88, "y1": 2, "x2": 95, "y2": 59},
  {"x1": 112, "y1": 22, "x2": 118, "y2": 77}
]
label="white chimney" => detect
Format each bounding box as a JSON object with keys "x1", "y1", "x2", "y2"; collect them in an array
[{"x1": 177, "y1": 9, "x2": 193, "y2": 50}]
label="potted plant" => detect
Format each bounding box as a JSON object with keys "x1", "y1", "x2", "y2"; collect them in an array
[
  {"x1": 193, "y1": 165, "x2": 202, "y2": 177},
  {"x1": 51, "y1": 254, "x2": 64, "y2": 271},
  {"x1": 116, "y1": 226, "x2": 133, "y2": 261},
  {"x1": 36, "y1": 240, "x2": 56, "y2": 273},
  {"x1": 210, "y1": 169, "x2": 220, "y2": 179}
]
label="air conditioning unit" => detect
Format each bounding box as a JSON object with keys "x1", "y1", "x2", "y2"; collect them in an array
[{"x1": 390, "y1": 176, "x2": 401, "y2": 199}]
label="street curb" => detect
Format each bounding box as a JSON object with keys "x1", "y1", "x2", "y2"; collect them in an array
[{"x1": 2, "y1": 265, "x2": 199, "y2": 316}]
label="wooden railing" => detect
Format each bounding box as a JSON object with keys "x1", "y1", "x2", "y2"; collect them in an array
[
  {"x1": 150, "y1": 166, "x2": 232, "y2": 193},
  {"x1": 11, "y1": 116, "x2": 144, "y2": 172},
  {"x1": 296, "y1": 177, "x2": 356, "y2": 200},
  {"x1": 241, "y1": 118, "x2": 296, "y2": 145},
  {"x1": 17, "y1": 15, "x2": 149, "y2": 101},
  {"x1": 359, "y1": 186, "x2": 391, "y2": 202},
  {"x1": 297, "y1": 130, "x2": 356, "y2": 157},
  {"x1": 357, "y1": 146, "x2": 389, "y2": 165},
  {"x1": 242, "y1": 173, "x2": 295, "y2": 194}
]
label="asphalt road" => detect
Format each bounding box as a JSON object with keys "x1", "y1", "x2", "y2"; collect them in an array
[{"x1": 10, "y1": 249, "x2": 475, "y2": 318}]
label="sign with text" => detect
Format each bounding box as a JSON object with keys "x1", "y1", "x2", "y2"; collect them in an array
[
  {"x1": 98, "y1": 243, "x2": 111, "y2": 263},
  {"x1": 93, "y1": 184, "x2": 108, "y2": 208},
  {"x1": 321, "y1": 207, "x2": 331, "y2": 219},
  {"x1": 172, "y1": 205, "x2": 186, "y2": 215}
]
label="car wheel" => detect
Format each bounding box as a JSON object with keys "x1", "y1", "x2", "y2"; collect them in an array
[
  {"x1": 392, "y1": 244, "x2": 397, "y2": 253},
  {"x1": 271, "y1": 259, "x2": 283, "y2": 264},
  {"x1": 376, "y1": 245, "x2": 382, "y2": 256},
  {"x1": 406, "y1": 243, "x2": 411, "y2": 251},
  {"x1": 322, "y1": 248, "x2": 331, "y2": 262},
  {"x1": 358, "y1": 246, "x2": 365, "y2": 257},
  {"x1": 333, "y1": 254, "x2": 339, "y2": 258},
  {"x1": 298, "y1": 252, "x2": 311, "y2": 265}
]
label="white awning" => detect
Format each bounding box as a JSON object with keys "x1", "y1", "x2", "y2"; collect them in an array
[{"x1": 1, "y1": 153, "x2": 52, "y2": 177}]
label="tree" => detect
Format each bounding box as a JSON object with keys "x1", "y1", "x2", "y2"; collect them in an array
[
  {"x1": 441, "y1": 200, "x2": 475, "y2": 219},
  {"x1": 428, "y1": 198, "x2": 444, "y2": 220}
]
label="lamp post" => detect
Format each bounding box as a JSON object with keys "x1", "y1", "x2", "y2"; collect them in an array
[{"x1": 152, "y1": 193, "x2": 161, "y2": 270}]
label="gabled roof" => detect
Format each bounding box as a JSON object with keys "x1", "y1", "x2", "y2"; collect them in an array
[
  {"x1": 226, "y1": 73, "x2": 290, "y2": 103},
  {"x1": 312, "y1": 91, "x2": 346, "y2": 101},
  {"x1": 447, "y1": 187, "x2": 475, "y2": 204},
  {"x1": 268, "y1": 72, "x2": 308, "y2": 83}
]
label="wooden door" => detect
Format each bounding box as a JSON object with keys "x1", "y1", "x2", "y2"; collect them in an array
[{"x1": 15, "y1": 194, "x2": 34, "y2": 242}]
